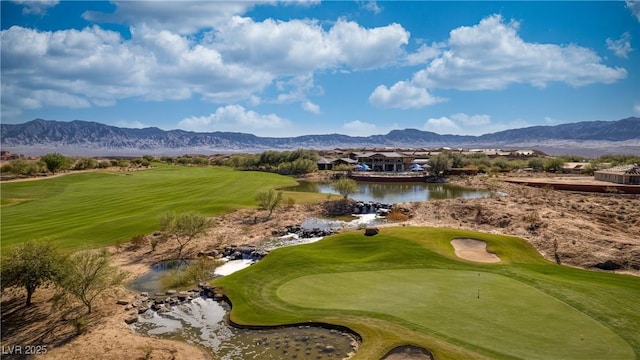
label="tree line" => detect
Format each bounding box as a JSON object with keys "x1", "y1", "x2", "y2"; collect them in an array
[{"x1": 1, "y1": 153, "x2": 155, "y2": 177}]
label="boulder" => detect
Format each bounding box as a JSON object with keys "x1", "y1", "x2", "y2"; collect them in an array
[
  {"x1": 364, "y1": 227, "x2": 379, "y2": 236},
  {"x1": 116, "y1": 299, "x2": 129, "y2": 306},
  {"x1": 124, "y1": 315, "x2": 138, "y2": 324}
]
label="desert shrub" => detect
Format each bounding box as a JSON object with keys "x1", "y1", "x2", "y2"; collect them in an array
[
  {"x1": 523, "y1": 210, "x2": 541, "y2": 223},
  {"x1": 129, "y1": 234, "x2": 147, "y2": 250},
  {"x1": 150, "y1": 238, "x2": 160, "y2": 252},
  {"x1": 527, "y1": 158, "x2": 544, "y2": 172},
  {"x1": 160, "y1": 258, "x2": 222, "y2": 289},
  {"x1": 387, "y1": 210, "x2": 409, "y2": 222},
  {"x1": 284, "y1": 196, "x2": 296, "y2": 209}
]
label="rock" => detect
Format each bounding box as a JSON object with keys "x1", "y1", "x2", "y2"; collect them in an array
[
  {"x1": 166, "y1": 289, "x2": 177, "y2": 295},
  {"x1": 140, "y1": 292, "x2": 149, "y2": 298},
  {"x1": 364, "y1": 227, "x2": 379, "y2": 236},
  {"x1": 124, "y1": 315, "x2": 138, "y2": 324},
  {"x1": 323, "y1": 345, "x2": 335, "y2": 353},
  {"x1": 116, "y1": 299, "x2": 129, "y2": 305},
  {"x1": 137, "y1": 306, "x2": 149, "y2": 314}
]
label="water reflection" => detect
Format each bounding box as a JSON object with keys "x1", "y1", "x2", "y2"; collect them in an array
[{"x1": 285, "y1": 181, "x2": 489, "y2": 203}]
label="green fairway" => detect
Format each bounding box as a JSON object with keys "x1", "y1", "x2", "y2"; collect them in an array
[
  {"x1": 0, "y1": 166, "x2": 300, "y2": 249},
  {"x1": 213, "y1": 227, "x2": 640, "y2": 360}
]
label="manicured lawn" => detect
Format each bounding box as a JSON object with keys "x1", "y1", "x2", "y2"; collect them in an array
[
  {"x1": 0, "y1": 166, "x2": 313, "y2": 250},
  {"x1": 213, "y1": 227, "x2": 640, "y2": 360}
]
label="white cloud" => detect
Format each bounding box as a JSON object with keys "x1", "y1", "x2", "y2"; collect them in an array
[
  {"x1": 342, "y1": 120, "x2": 378, "y2": 136},
  {"x1": 627, "y1": 0, "x2": 640, "y2": 21},
  {"x1": 328, "y1": 19, "x2": 409, "y2": 70},
  {"x1": 302, "y1": 101, "x2": 320, "y2": 114},
  {"x1": 424, "y1": 117, "x2": 461, "y2": 134},
  {"x1": 83, "y1": 1, "x2": 255, "y2": 34},
  {"x1": 424, "y1": 113, "x2": 517, "y2": 135},
  {"x1": 12, "y1": 0, "x2": 59, "y2": 15},
  {"x1": 178, "y1": 105, "x2": 291, "y2": 134},
  {"x1": 0, "y1": 25, "x2": 273, "y2": 116},
  {"x1": 341, "y1": 120, "x2": 399, "y2": 136},
  {"x1": 1, "y1": 1, "x2": 411, "y2": 118},
  {"x1": 115, "y1": 120, "x2": 147, "y2": 129},
  {"x1": 606, "y1": 32, "x2": 633, "y2": 58},
  {"x1": 633, "y1": 102, "x2": 640, "y2": 116},
  {"x1": 406, "y1": 43, "x2": 442, "y2": 65},
  {"x1": 361, "y1": 0, "x2": 382, "y2": 14},
  {"x1": 369, "y1": 81, "x2": 446, "y2": 109},
  {"x1": 451, "y1": 113, "x2": 490, "y2": 126},
  {"x1": 413, "y1": 14, "x2": 627, "y2": 90},
  {"x1": 215, "y1": 17, "x2": 409, "y2": 73},
  {"x1": 370, "y1": 14, "x2": 626, "y2": 111}
]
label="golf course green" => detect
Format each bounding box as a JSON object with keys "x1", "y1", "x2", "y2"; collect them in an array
[
  {"x1": 0, "y1": 165, "x2": 301, "y2": 249},
  {"x1": 213, "y1": 227, "x2": 640, "y2": 360}
]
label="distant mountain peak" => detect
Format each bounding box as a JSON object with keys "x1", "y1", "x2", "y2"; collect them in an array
[{"x1": 1, "y1": 117, "x2": 638, "y2": 157}]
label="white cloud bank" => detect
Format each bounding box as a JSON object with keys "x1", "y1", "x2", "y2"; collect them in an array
[
  {"x1": 424, "y1": 113, "x2": 528, "y2": 136},
  {"x1": 369, "y1": 81, "x2": 445, "y2": 109},
  {"x1": 1, "y1": 3, "x2": 409, "y2": 121},
  {"x1": 178, "y1": 105, "x2": 291, "y2": 135},
  {"x1": 370, "y1": 14, "x2": 627, "y2": 109},
  {"x1": 342, "y1": 120, "x2": 399, "y2": 137}
]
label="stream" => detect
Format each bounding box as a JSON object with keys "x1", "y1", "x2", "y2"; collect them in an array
[{"x1": 129, "y1": 215, "x2": 377, "y2": 359}]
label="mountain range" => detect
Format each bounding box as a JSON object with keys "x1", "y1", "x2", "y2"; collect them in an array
[{"x1": 1, "y1": 117, "x2": 639, "y2": 157}]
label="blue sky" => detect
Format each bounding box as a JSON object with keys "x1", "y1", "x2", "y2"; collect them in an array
[{"x1": 1, "y1": 1, "x2": 639, "y2": 137}]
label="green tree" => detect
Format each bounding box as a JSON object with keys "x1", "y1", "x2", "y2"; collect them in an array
[
  {"x1": 332, "y1": 178, "x2": 358, "y2": 199},
  {"x1": 56, "y1": 249, "x2": 127, "y2": 314},
  {"x1": 492, "y1": 157, "x2": 511, "y2": 172},
  {"x1": 544, "y1": 157, "x2": 565, "y2": 173},
  {"x1": 159, "y1": 212, "x2": 212, "y2": 258},
  {"x1": 142, "y1": 154, "x2": 155, "y2": 162},
  {"x1": 429, "y1": 154, "x2": 451, "y2": 176},
  {"x1": 255, "y1": 189, "x2": 284, "y2": 220},
  {"x1": 450, "y1": 153, "x2": 465, "y2": 168},
  {"x1": 41, "y1": 152, "x2": 71, "y2": 174},
  {"x1": 1, "y1": 239, "x2": 62, "y2": 306}
]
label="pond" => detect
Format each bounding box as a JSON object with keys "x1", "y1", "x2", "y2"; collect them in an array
[
  {"x1": 285, "y1": 181, "x2": 490, "y2": 203},
  {"x1": 133, "y1": 297, "x2": 357, "y2": 360}
]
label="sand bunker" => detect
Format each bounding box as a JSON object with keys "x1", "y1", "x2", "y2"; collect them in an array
[
  {"x1": 450, "y1": 238, "x2": 500, "y2": 263},
  {"x1": 381, "y1": 345, "x2": 434, "y2": 360}
]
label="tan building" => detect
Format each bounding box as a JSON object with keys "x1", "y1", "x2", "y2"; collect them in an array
[
  {"x1": 353, "y1": 151, "x2": 415, "y2": 172},
  {"x1": 594, "y1": 164, "x2": 640, "y2": 185}
]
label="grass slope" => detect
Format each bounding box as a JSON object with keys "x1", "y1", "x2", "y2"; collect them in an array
[
  {"x1": 1, "y1": 166, "x2": 302, "y2": 249},
  {"x1": 213, "y1": 227, "x2": 640, "y2": 360}
]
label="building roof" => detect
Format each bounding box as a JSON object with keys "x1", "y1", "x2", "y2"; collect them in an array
[
  {"x1": 595, "y1": 164, "x2": 640, "y2": 175},
  {"x1": 355, "y1": 151, "x2": 410, "y2": 158}
]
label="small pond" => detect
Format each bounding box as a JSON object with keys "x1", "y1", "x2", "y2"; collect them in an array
[
  {"x1": 133, "y1": 297, "x2": 357, "y2": 360},
  {"x1": 285, "y1": 181, "x2": 490, "y2": 203}
]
